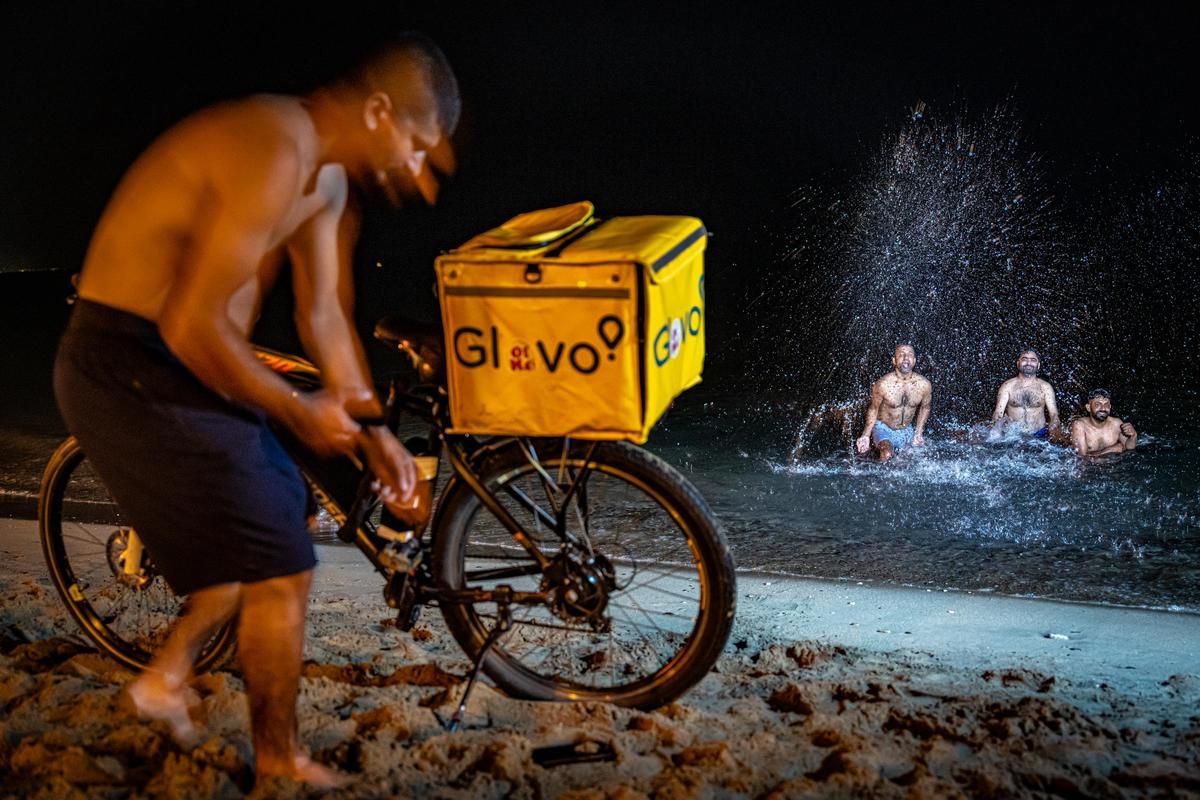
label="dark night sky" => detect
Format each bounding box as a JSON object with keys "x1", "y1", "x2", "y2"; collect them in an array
[{"x1": 2, "y1": 2, "x2": 1196, "y2": 273}]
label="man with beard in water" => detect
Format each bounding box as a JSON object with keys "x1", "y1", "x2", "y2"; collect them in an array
[
  {"x1": 54, "y1": 34, "x2": 460, "y2": 786},
  {"x1": 1071, "y1": 389, "x2": 1138, "y2": 457},
  {"x1": 855, "y1": 343, "x2": 932, "y2": 462},
  {"x1": 988, "y1": 349, "x2": 1061, "y2": 440}
]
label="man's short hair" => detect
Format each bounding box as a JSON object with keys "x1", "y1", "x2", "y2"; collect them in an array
[
  {"x1": 338, "y1": 32, "x2": 461, "y2": 136},
  {"x1": 1088, "y1": 388, "x2": 1111, "y2": 400},
  {"x1": 1018, "y1": 348, "x2": 1041, "y2": 361},
  {"x1": 895, "y1": 342, "x2": 915, "y2": 354}
]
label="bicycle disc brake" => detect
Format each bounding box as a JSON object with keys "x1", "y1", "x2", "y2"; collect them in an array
[
  {"x1": 106, "y1": 528, "x2": 153, "y2": 589},
  {"x1": 540, "y1": 550, "x2": 616, "y2": 631}
]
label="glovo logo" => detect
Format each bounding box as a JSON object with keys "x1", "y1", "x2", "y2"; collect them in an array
[
  {"x1": 454, "y1": 316, "x2": 625, "y2": 376},
  {"x1": 653, "y1": 273, "x2": 704, "y2": 368}
]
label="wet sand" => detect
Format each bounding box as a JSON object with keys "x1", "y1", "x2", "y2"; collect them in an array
[{"x1": 1, "y1": 517, "x2": 1197, "y2": 798}]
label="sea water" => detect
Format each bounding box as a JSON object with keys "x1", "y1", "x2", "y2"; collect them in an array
[{"x1": 650, "y1": 389, "x2": 1199, "y2": 613}]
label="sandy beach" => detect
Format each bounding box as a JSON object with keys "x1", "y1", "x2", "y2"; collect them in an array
[{"x1": 1, "y1": 516, "x2": 1197, "y2": 798}]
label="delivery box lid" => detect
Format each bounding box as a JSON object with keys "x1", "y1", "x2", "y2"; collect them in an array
[
  {"x1": 456, "y1": 201, "x2": 595, "y2": 254},
  {"x1": 442, "y1": 204, "x2": 707, "y2": 283},
  {"x1": 555, "y1": 215, "x2": 707, "y2": 283}
]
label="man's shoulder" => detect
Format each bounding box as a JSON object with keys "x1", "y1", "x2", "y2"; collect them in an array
[
  {"x1": 172, "y1": 95, "x2": 310, "y2": 169},
  {"x1": 1037, "y1": 378, "x2": 1055, "y2": 391},
  {"x1": 915, "y1": 373, "x2": 932, "y2": 390}
]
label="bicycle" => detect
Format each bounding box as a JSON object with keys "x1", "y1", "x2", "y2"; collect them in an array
[{"x1": 39, "y1": 315, "x2": 737, "y2": 721}]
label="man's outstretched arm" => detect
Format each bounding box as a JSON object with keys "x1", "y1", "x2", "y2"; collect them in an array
[
  {"x1": 856, "y1": 385, "x2": 882, "y2": 454},
  {"x1": 989, "y1": 384, "x2": 1010, "y2": 436}
]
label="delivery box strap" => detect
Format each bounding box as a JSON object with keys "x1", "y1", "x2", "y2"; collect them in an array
[
  {"x1": 649, "y1": 224, "x2": 708, "y2": 274},
  {"x1": 443, "y1": 286, "x2": 631, "y2": 299}
]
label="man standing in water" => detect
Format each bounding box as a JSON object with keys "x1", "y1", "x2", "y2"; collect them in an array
[
  {"x1": 988, "y1": 349, "x2": 1061, "y2": 440},
  {"x1": 855, "y1": 343, "x2": 932, "y2": 461},
  {"x1": 54, "y1": 35, "x2": 459, "y2": 786},
  {"x1": 1071, "y1": 389, "x2": 1137, "y2": 457}
]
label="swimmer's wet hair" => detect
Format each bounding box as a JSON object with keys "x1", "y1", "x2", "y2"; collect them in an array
[
  {"x1": 337, "y1": 32, "x2": 461, "y2": 136},
  {"x1": 1088, "y1": 388, "x2": 1111, "y2": 400}
]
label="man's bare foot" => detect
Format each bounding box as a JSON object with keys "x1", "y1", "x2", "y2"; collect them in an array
[
  {"x1": 257, "y1": 755, "x2": 350, "y2": 789},
  {"x1": 125, "y1": 671, "x2": 201, "y2": 748}
]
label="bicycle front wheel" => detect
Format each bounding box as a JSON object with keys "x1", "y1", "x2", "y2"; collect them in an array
[
  {"x1": 433, "y1": 439, "x2": 736, "y2": 710},
  {"x1": 38, "y1": 437, "x2": 235, "y2": 673}
]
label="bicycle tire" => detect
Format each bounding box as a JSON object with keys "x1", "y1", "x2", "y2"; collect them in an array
[
  {"x1": 433, "y1": 439, "x2": 736, "y2": 710},
  {"x1": 38, "y1": 437, "x2": 236, "y2": 673}
]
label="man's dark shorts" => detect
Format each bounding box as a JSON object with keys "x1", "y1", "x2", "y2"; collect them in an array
[{"x1": 54, "y1": 299, "x2": 316, "y2": 595}]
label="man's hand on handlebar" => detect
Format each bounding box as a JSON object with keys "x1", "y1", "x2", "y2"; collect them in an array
[
  {"x1": 289, "y1": 386, "x2": 418, "y2": 513},
  {"x1": 359, "y1": 426, "x2": 418, "y2": 512},
  {"x1": 337, "y1": 386, "x2": 419, "y2": 510}
]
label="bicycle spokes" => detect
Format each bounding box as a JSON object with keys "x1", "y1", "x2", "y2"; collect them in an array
[{"x1": 455, "y1": 458, "x2": 706, "y2": 691}]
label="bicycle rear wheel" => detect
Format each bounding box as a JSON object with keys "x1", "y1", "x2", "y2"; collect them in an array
[
  {"x1": 433, "y1": 439, "x2": 736, "y2": 710},
  {"x1": 38, "y1": 437, "x2": 235, "y2": 672}
]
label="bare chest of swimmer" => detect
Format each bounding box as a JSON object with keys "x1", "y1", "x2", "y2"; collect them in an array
[
  {"x1": 1009, "y1": 382, "x2": 1044, "y2": 409},
  {"x1": 1086, "y1": 421, "x2": 1121, "y2": 449},
  {"x1": 880, "y1": 380, "x2": 923, "y2": 411}
]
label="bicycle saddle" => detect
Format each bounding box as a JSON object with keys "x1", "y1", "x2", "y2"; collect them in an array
[{"x1": 374, "y1": 316, "x2": 445, "y2": 383}]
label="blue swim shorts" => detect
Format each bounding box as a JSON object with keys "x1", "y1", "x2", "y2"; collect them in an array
[
  {"x1": 53, "y1": 299, "x2": 316, "y2": 595},
  {"x1": 872, "y1": 421, "x2": 915, "y2": 452}
]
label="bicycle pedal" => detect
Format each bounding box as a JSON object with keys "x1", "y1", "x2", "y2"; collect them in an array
[{"x1": 379, "y1": 542, "x2": 422, "y2": 574}]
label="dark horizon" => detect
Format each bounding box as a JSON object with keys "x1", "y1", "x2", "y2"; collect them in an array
[
  {"x1": 2, "y1": 2, "x2": 1198, "y2": 430},
  {"x1": 2, "y1": 2, "x2": 1197, "y2": 275}
]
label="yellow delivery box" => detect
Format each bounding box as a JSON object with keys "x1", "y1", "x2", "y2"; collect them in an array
[{"x1": 436, "y1": 201, "x2": 707, "y2": 442}]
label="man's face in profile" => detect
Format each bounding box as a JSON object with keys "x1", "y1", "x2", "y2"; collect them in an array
[{"x1": 369, "y1": 109, "x2": 443, "y2": 208}]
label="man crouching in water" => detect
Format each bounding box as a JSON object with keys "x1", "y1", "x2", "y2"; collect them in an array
[
  {"x1": 855, "y1": 344, "x2": 932, "y2": 462},
  {"x1": 1071, "y1": 389, "x2": 1138, "y2": 457},
  {"x1": 54, "y1": 34, "x2": 460, "y2": 786},
  {"x1": 988, "y1": 349, "x2": 1062, "y2": 441}
]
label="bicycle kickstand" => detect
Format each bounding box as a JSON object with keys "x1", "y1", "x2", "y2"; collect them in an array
[{"x1": 446, "y1": 588, "x2": 513, "y2": 733}]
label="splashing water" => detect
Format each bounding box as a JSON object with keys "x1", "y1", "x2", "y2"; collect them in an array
[
  {"x1": 675, "y1": 101, "x2": 1200, "y2": 611},
  {"x1": 777, "y1": 101, "x2": 1096, "y2": 439}
]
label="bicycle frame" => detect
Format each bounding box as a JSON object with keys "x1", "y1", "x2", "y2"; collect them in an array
[{"x1": 253, "y1": 346, "x2": 581, "y2": 611}]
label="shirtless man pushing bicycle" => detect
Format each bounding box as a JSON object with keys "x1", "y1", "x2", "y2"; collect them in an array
[{"x1": 54, "y1": 34, "x2": 459, "y2": 786}]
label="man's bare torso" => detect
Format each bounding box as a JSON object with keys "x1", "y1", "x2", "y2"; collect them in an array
[
  {"x1": 873, "y1": 373, "x2": 931, "y2": 429},
  {"x1": 1072, "y1": 416, "x2": 1125, "y2": 454},
  {"x1": 1000, "y1": 376, "x2": 1052, "y2": 432},
  {"x1": 77, "y1": 95, "x2": 344, "y2": 333}
]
